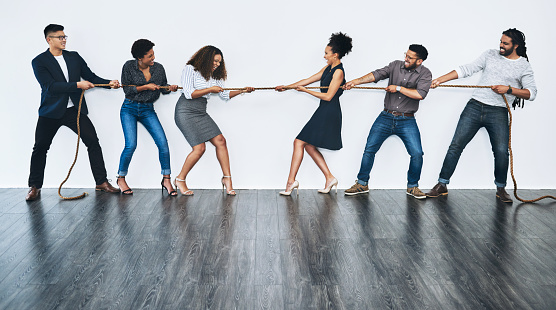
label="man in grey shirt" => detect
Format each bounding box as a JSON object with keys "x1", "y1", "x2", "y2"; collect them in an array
[
  {"x1": 344, "y1": 44, "x2": 432, "y2": 198},
  {"x1": 426, "y1": 28, "x2": 536, "y2": 203}
]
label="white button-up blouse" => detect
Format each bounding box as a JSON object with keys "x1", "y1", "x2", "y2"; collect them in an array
[{"x1": 180, "y1": 64, "x2": 230, "y2": 101}]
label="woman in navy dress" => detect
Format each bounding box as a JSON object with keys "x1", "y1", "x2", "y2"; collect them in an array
[{"x1": 276, "y1": 32, "x2": 353, "y2": 195}]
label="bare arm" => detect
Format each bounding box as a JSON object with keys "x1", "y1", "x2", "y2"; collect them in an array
[
  {"x1": 192, "y1": 86, "x2": 222, "y2": 99},
  {"x1": 431, "y1": 70, "x2": 459, "y2": 88},
  {"x1": 136, "y1": 83, "x2": 160, "y2": 92},
  {"x1": 297, "y1": 69, "x2": 344, "y2": 101},
  {"x1": 384, "y1": 85, "x2": 424, "y2": 100},
  {"x1": 343, "y1": 72, "x2": 376, "y2": 89},
  {"x1": 490, "y1": 86, "x2": 531, "y2": 100},
  {"x1": 275, "y1": 66, "x2": 327, "y2": 91},
  {"x1": 229, "y1": 87, "x2": 255, "y2": 99}
]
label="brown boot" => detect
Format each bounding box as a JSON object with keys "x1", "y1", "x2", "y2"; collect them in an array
[
  {"x1": 496, "y1": 187, "x2": 513, "y2": 203},
  {"x1": 95, "y1": 181, "x2": 120, "y2": 193},
  {"x1": 25, "y1": 186, "x2": 41, "y2": 201},
  {"x1": 426, "y1": 182, "x2": 448, "y2": 197}
]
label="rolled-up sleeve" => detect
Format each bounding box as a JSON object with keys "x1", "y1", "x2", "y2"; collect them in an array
[
  {"x1": 216, "y1": 79, "x2": 230, "y2": 101},
  {"x1": 416, "y1": 69, "x2": 433, "y2": 99},
  {"x1": 521, "y1": 66, "x2": 537, "y2": 101},
  {"x1": 181, "y1": 65, "x2": 196, "y2": 99},
  {"x1": 159, "y1": 65, "x2": 171, "y2": 95}
]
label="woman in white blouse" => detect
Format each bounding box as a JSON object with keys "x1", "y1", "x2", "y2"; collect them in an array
[{"x1": 174, "y1": 45, "x2": 254, "y2": 196}]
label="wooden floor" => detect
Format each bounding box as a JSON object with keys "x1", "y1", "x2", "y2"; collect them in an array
[{"x1": 1, "y1": 188, "x2": 556, "y2": 309}]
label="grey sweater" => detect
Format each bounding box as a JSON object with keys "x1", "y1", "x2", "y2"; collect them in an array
[{"x1": 456, "y1": 49, "x2": 537, "y2": 107}]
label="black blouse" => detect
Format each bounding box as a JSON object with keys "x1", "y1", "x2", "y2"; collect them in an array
[{"x1": 121, "y1": 59, "x2": 170, "y2": 103}]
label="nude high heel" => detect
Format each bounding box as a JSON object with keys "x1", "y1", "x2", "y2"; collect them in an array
[
  {"x1": 221, "y1": 176, "x2": 236, "y2": 196},
  {"x1": 318, "y1": 178, "x2": 338, "y2": 194},
  {"x1": 174, "y1": 177, "x2": 193, "y2": 196},
  {"x1": 279, "y1": 180, "x2": 299, "y2": 196}
]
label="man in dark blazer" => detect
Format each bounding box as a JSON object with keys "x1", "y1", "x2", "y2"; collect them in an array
[{"x1": 26, "y1": 24, "x2": 120, "y2": 201}]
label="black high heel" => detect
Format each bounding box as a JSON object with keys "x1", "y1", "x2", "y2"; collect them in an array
[
  {"x1": 161, "y1": 176, "x2": 177, "y2": 196},
  {"x1": 117, "y1": 176, "x2": 133, "y2": 195}
]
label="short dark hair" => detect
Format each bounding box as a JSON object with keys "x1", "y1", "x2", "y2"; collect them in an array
[
  {"x1": 409, "y1": 44, "x2": 428, "y2": 61},
  {"x1": 44, "y1": 24, "x2": 64, "y2": 39},
  {"x1": 131, "y1": 39, "x2": 155, "y2": 59},
  {"x1": 328, "y1": 32, "x2": 353, "y2": 59}
]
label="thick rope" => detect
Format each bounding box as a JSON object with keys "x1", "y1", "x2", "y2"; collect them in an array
[
  {"x1": 58, "y1": 89, "x2": 88, "y2": 200},
  {"x1": 59, "y1": 83, "x2": 555, "y2": 203},
  {"x1": 500, "y1": 93, "x2": 556, "y2": 202}
]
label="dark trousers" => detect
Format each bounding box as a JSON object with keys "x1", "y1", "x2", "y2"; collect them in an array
[{"x1": 28, "y1": 107, "x2": 108, "y2": 188}]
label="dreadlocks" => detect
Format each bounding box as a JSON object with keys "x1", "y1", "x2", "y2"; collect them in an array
[{"x1": 502, "y1": 28, "x2": 528, "y2": 109}]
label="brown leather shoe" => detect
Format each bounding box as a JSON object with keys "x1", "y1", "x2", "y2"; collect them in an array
[
  {"x1": 426, "y1": 182, "x2": 448, "y2": 197},
  {"x1": 496, "y1": 187, "x2": 513, "y2": 203},
  {"x1": 25, "y1": 186, "x2": 41, "y2": 201},
  {"x1": 95, "y1": 181, "x2": 120, "y2": 193}
]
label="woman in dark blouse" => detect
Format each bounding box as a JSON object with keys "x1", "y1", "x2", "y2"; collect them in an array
[{"x1": 117, "y1": 39, "x2": 178, "y2": 196}]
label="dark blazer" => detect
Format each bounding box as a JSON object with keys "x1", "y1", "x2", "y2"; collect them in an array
[{"x1": 32, "y1": 49, "x2": 110, "y2": 119}]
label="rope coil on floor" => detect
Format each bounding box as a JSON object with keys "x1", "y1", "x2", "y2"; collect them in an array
[{"x1": 59, "y1": 83, "x2": 556, "y2": 203}]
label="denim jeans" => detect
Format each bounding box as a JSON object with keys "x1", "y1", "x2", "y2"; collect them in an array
[
  {"x1": 438, "y1": 99, "x2": 509, "y2": 187},
  {"x1": 118, "y1": 99, "x2": 171, "y2": 176},
  {"x1": 357, "y1": 111, "x2": 424, "y2": 188}
]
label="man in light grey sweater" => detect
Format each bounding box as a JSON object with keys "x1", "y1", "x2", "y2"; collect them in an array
[{"x1": 426, "y1": 28, "x2": 537, "y2": 203}]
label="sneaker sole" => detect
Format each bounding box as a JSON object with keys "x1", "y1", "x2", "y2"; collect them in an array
[
  {"x1": 344, "y1": 190, "x2": 369, "y2": 196},
  {"x1": 425, "y1": 192, "x2": 448, "y2": 198},
  {"x1": 407, "y1": 192, "x2": 427, "y2": 199}
]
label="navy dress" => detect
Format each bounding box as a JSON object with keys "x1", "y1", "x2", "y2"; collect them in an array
[{"x1": 296, "y1": 64, "x2": 345, "y2": 150}]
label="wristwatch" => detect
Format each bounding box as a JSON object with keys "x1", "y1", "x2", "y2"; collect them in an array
[
  {"x1": 507, "y1": 85, "x2": 513, "y2": 94},
  {"x1": 396, "y1": 86, "x2": 401, "y2": 92}
]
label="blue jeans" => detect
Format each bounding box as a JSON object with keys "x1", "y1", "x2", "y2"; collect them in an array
[
  {"x1": 357, "y1": 111, "x2": 423, "y2": 188},
  {"x1": 118, "y1": 99, "x2": 171, "y2": 176},
  {"x1": 438, "y1": 99, "x2": 509, "y2": 187}
]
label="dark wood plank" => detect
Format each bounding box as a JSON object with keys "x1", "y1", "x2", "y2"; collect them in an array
[
  {"x1": 0, "y1": 188, "x2": 554, "y2": 309},
  {"x1": 233, "y1": 189, "x2": 258, "y2": 240},
  {"x1": 255, "y1": 215, "x2": 282, "y2": 285}
]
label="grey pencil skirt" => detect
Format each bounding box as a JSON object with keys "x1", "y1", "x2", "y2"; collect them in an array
[{"x1": 175, "y1": 94, "x2": 222, "y2": 147}]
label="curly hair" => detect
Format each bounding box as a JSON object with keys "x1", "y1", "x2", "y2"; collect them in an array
[
  {"x1": 328, "y1": 32, "x2": 353, "y2": 59},
  {"x1": 131, "y1": 39, "x2": 155, "y2": 59},
  {"x1": 187, "y1": 45, "x2": 227, "y2": 81}
]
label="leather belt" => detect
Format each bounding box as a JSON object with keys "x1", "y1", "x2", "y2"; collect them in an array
[{"x1": 383, "y1": 109, "x2": 414, "y2": 117}]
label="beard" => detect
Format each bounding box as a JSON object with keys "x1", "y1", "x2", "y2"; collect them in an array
[
  {"x1": 500, "y1": 45, "x2": 515, "y2": 56},
  {"x1": 405, "y1": 62, "x2": 418, "y2": 70}
]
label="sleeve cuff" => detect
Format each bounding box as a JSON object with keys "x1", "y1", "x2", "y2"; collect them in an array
[
  {"x1": 455, "y1": 67, "x2": 464, "y2": 79},
  {"x1": 525, "y1": 88, "x2": 537, "y2": 101}
]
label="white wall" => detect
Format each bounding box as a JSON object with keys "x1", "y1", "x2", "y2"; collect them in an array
[{"x1": 1, "y1": 0, "x2": 555, "y2": 189}]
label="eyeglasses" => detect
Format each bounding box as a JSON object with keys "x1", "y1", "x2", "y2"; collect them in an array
[
  {"x1": 404, "y1": 52, "x2": 419, "y2": 60},
  {"x1": 49, "y1": 35, "x2": 68, "y2": 40}
]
